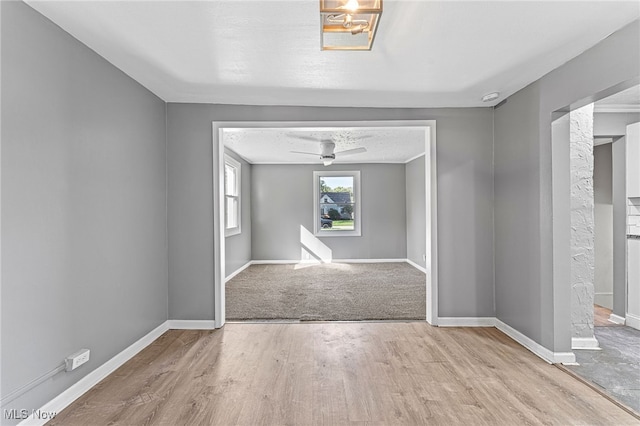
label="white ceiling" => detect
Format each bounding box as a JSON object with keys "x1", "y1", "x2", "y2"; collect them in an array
[
  {"x1": 596, "y1": 85, "x2": 640, "y2": 108},
  {"x1": 223, "y1": 127, "x2": 425, "y2": 164},
  {"x1": 25, "y1": 0, "x2": 640, "y2": 108}
]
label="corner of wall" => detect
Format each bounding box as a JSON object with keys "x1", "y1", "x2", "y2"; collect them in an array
[
  {"x1": 491, "y1": 103, "x2": 497, "y2": 317},
  {"x1": 164, "y1": 101, "x2": 170, "y2": 322}
]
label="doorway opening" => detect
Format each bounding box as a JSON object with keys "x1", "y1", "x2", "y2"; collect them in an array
[
  {"x1": 552, "y1": 82, "x2": 640, "y2": 413},
  {"x1": 212, "y1": 120, "x2": 438, "y2": 327}
]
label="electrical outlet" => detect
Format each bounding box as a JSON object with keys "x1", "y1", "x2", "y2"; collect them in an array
[{"x1": 65, "y1": 349, "x2": 90, "y2": 372}]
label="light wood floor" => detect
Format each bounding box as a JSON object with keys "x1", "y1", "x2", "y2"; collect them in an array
[
  {"x1": 48, "y1": 323, "x2": 639, "y2": 425},
  {"x1": 594, "y1": 304, "x2": 622, "y2": 327}
]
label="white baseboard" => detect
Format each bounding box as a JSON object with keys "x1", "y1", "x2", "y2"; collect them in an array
[
  {"x1": 608, "y1": 313, "x2": 626, "y2": 325},
  {"x1": 495, "y1": 319, "x2": 576, "y2": 364},
  {"x1": 251, "y1": 259, "x2": 328, "y2": 265},
  {"x1": 167, "y1": 320, "x2": 217, "y2": 330},
  {"x1": 251, "y1": 258, "x2": 406, "y2": 265},
  {"x1": 405, "y1": 259, "x2": 427, "y2": 273},
  {"x1": 20, "y1": 321, "x2": 170, "y2": 426},
  {"x1": 438, "y1": 317, "x2": 577, "y2": 364},
  {"x1": 332, "y1": 258, "x2": 405, "y2": 263},
  {"x1": 572, "y1": 336, "x2": 601, "y2": 350},
  {"x1": 438, "y1": 317, "x2": 496, "y2": 327},
  {"x1": 625, "y1": 313, "x2": 640, "y2": 331},
  {"x1": 250, "y1": 259, "x2": 304, "y2": 265},
  {"x1": 225, "y1": 260, "x2": 252, "y2": 282}
]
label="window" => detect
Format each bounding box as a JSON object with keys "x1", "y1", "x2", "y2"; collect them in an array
[
  {"x1": 314, "y1": 170, "x2": 361, "y2": 237},
  {"x1": 224, "y1": 155, "x2": 241, "y2": 237}
]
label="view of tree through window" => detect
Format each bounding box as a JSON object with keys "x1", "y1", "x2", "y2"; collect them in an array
[{"x1": 319, "y1": 176, "x2": 355, "y2": 231}]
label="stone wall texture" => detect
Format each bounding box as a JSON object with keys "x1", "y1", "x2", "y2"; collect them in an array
[{"x1": 570, "y1": 104, "x2": 596, "y2": 339}]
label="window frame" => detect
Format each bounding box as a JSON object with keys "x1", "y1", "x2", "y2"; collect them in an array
[
  {"x1": 224, "y1": 154, "x2": 241, "y2": 237},
  {"x1": 313, "y1": 170, "x2": 361, "y2": 237}
]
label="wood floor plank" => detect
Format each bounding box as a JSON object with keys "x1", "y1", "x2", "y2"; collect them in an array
[
  {"x1": 594, "y1": 304, "x2": 621, "y2": 327},
  {"x1": 48, "y1": 323, "x2": 640, "y2": 426}
]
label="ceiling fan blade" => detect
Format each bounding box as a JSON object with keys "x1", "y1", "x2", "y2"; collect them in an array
[
  {"x1": 350, "y1": 135, "x2": 373, "y2": 141},
  {"x1": 290, "y1": 150, "x2": 320, "y2": 156},
  {"x1": 288, "y1": 135, "x2": 321, "y2": 142},
  {"x1": 288, "y1": 135, "x2": 332, "y2": 144},
  {"x1": 336, "y1": 147, "x2": 367, "y2": 156}
]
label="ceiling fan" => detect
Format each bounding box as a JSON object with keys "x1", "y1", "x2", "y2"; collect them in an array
[{"x1": 289, "y1": 135, "x2": 368, "y2": 166}]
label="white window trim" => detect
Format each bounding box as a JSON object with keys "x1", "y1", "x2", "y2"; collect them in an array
[
  {"x1": 224, "y1": 155, "x2": 241, "y2": 237},
  {"x1": 314, "y1": 170, "x2": 361, "y2": 237}
]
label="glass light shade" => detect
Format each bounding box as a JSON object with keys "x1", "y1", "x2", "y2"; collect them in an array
[{"x1": 320, "y1": 0, "x2": 382, "y2": 51}]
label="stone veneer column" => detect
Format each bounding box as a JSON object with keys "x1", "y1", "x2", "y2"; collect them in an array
[{"x1": 570, "y1": 103, "x2": 599, "y2": 349}]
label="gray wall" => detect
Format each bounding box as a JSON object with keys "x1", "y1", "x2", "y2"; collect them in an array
[
  {"x1": 224, "y1": 148, "x2": 252, "y2": 277},
  {"x1": 251, "y1": 163, "x2": 406, "y2": 261},
  {"x1": 594, "y1": 144, "x2": 613, "y2": 309},
  {"x1": 494, "y1": 83, "x2": 542, "y2": 341},
  {"x1": 167, "y1": 106, "x2": 495, "y2": 320},
  {"x1": 406, "y1": 155, "x2": 426, "y2": 268},
  {"x1": 6, "y1": 0, "x2": 637, "y2": 414},
  {"x1": 1, "y1": 1, "x2": 168, "y2": 417},
  {"x1": 494, "y1": 19, "x2": 640, "y2": 352}
]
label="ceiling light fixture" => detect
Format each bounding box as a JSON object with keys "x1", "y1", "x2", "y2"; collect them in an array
[{"x1": 320, "y1": 0, "x2": 382, "y2": 51}]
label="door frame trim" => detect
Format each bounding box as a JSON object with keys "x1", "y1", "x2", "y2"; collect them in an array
[{"x1": 212, "y1": 120, "x2": 438, "y2": 327}]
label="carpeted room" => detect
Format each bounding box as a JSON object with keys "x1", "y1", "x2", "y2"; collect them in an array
[
  {"x1": 226, "y1": 262, "x2": 426, "y2": 321},
  {"x1": 221, "y1": 125, "x2": 430, "y2": 322}
]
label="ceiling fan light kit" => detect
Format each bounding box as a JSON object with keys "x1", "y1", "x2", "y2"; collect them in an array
[
  {"x1": 320, "y1": 0, "x2": 382, "y2": 51},
  {"x1": 321, "y1": 141, "x2": 337, "y2": 165}
]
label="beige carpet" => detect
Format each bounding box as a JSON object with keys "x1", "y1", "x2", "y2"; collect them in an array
[{"x1": 226, "y1": 262, "x2": 426, "y2": 321}]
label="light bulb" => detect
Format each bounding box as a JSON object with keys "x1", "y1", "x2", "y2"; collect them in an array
[{"x1": 344, "y1": 0, "x2": 359, "y2": 12}]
